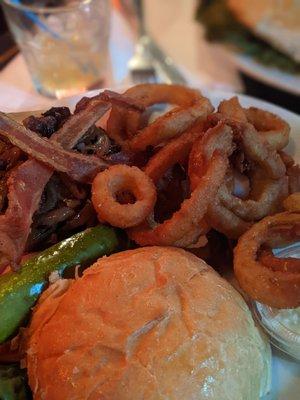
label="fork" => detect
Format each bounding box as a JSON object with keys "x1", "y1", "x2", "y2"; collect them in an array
[
  {"x1": 128, "y1": 0, "x2": 187, "y2": 84},
  {"x1": 127, "y1": 0, "x2": 157, "y2": 83}
]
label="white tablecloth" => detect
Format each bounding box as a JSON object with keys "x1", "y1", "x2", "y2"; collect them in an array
[{"x1": 0, "y1": 1, "x2": 299, "y2": 398}]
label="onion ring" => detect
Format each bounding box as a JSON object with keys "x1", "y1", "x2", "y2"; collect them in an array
[
  {"x1": 188, "y1": 123, "x2": 253, "y2": 239},
  {"x1": 279, "y1": 152, "x2": 300, "y2": 194},
  {"x1": 107, "y1": 84, "x2": 213, "y2": 149},
  {"x1": 155, "y1": 121, "x2": 211, "y2": 233},
  {"x1": 208, "y1": 196, "x2": 252, "y2": 239},
  {"x1": 188, "y1": 123, "x2": 233, "y2": 190},
  {"x1": 208, "y1": 173, "x2": 288, "y2": 239},
  {"x1": 279, "y1": 150, "x2": 294, "y2": 168},
  {"x1": 259, "y1": 248, "x2": 300, "y2": 273},
  {"x1": 235, "y1": 123, "x2": 286, "y2": 179},
  {"x1": 129, "y1": 97, "x2": 213, "y2": 151},
  {"x1": 191, "y1": 108, "x2": 287, "y2": 238},
  {"x1": 91, "y1": 165, "x2": 156, "y2": 228},
  {"x1": 218, "y1": 171, "x2": 288, "y2": 221},
  {"x1": 144, "y1": 120, "x2": 206, "y2": 184},
  {"x1": 129, "y1": 152, "x2": 227, "y2": 247},
  {"x1": 208, "y1": 115, "x2": 286, "y2": 180},
  {"x1": 283, "y1": 192, "x2": 300, "y2": 212},
  {"x1": 234, "y1": 212, "x2": 300, "y2": 308},
  {"x1": 128, "y1": 123, "x2": 232, "y2": 247},
  {"x1": 145, "y1": 121, "x2": 210, "y2": 239},
  {"x1": 217, "y1": 97, "x2": 290, "y2": 150},
  {"x1": 218, "y1": 97, "x2": 248, "y2": 123},
  {"x1": 245, "y1": 107, "x2": 290, "y2": 151},
  {"x1": 287, "y1": 164, "x2": 300, "y2": 194},
  {"x1": 108, "y1": 84, "x2": 202, "y2": 143}
]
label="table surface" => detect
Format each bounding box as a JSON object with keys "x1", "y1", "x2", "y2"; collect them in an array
[{"x1": 0, "y1": 1, "x2": 299, "y2": 398}]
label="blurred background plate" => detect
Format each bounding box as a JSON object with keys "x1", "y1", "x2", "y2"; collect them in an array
[{"x1": 226, "y1": 49, "x2": 300, "y2": 96}]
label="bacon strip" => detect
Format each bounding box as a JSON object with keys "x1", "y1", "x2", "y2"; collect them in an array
[
  {"x1": 0, "y1": 95, "x2": 117, "y2": 271},
  {"x1": 0, "y1": 161, "x2": 52, "y2": 271},
  {"x1": 52, "y1": 91, "x2": 143, "y2": 148},
  {"x1": 51, "y1": 97, "x2": 111, "y2": 148},
  {"x1": 0, "y1": 112, "x2": 108, "y2": 184},
  {"x1": 99, "y1": 90, "x2": 144, "y2": 111}
]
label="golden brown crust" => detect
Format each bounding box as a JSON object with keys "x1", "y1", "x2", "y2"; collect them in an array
[{"x1": 26, "y1": 247, "x2": 271, "y2": 400}]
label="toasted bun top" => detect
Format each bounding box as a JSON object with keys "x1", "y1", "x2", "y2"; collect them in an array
[
  {"x1": 26, "y1": 247, "x2": 271, "y2": 400},
  {"x1": 227, "y1": 0, "x2": 300, "y2": 62}
]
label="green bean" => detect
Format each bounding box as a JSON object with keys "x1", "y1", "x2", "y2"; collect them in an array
[{"x1": 0, "y1": 225, "x2": 119, "y2": 343}]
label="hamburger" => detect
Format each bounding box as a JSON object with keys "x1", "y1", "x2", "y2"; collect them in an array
[
  {"x1": 25, "y1": 247, "x2": 271, "y2": 399},
  {"x1": 196, "y1": 0, "x2": 300, "y2": 73}
]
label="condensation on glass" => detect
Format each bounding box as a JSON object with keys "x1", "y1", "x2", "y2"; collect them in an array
[{"x1": 2, "y1": 0, "x2": 110, "y2": 98}]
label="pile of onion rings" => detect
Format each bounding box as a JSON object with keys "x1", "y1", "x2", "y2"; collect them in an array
[
  {"x1": 92, "y1": 85, "x2": 298, "y2": 243},
  {"x1": 90, "y1": 84, "x2": 300, "y2": 308}
]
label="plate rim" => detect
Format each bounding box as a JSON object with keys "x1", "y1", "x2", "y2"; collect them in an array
[{"x1": 226, "y1": 49, "x2": 300, "y2": 96}]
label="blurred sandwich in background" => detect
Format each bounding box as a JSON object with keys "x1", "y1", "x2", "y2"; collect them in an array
[{"x1": 196, "y1": 0, "x2": 300, "y2": 73}]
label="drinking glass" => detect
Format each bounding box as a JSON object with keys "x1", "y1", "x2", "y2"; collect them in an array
[{"x1": 1, "y1": 0, "x2": 110, "y2": 98}]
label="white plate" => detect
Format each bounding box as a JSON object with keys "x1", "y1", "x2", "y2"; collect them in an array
[
  {"x1": 226, "y1": 49, "x2": 300, "y2": 96},
  {"x1": 57, "y1": 88, "x2": 300, "y2": 400}
]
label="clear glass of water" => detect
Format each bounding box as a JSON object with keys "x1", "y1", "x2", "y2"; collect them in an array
[{"x1": 1, "y1": 0, "x2": 110, "y2": 98}]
